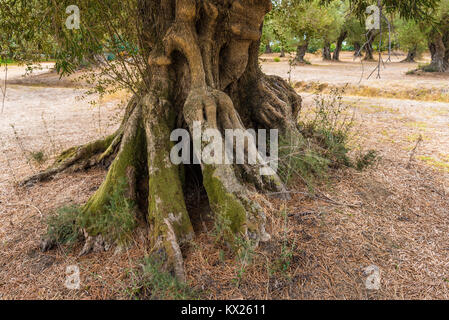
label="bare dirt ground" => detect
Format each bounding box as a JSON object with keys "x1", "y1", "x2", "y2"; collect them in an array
[{"x1": 0, "y1": 53, "x2": 448, "y2": 299}]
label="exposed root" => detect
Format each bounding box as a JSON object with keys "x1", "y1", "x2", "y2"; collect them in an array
[
  {"x1": 79, "y1": 232, "x2": 111, "y2": 256},
  {"x1": 22, "y1": 131, "x2": 122, "y2": 186},
  {"x1": 184, "y1": 87, "x2": 273, "y2": 244},
  {"x1": 163, "y1": 218, "x2": 186, "y2": 282}
]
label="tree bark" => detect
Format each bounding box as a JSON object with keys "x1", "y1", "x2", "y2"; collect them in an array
[
  {"x1": 295, "y1": 43, "x2": 308, "y2": 63},
  {"x1": 265, "y1": 43, "x2": 272, "y2": 54},
  {"x1": 363, "y1": 30, "x2": 376, "y2": 61},
  {"x1": 401, "y1": 47, "x2": 417, "y2": 63},
  {"x1": 322, "y1": 41, "x2": 332, "y2": 61},
  {"x1": 31, "y1": 0, "x2": 302, "y2": 279},
  {"x1": 354, "y1": 42, "x2": 362, "y2": 57},
  {"x1": 427, "y1": 34, "x2": 448, "y2": 72},
  {"x1": 280, "y1": 47, "x2": 285, "y2": 58},
  {"x1": 364, "y1": 42, "x2": 374, "y2": 61},
  {"x1": 333, "y1": 31, "x2": 347, "y2": 61}
]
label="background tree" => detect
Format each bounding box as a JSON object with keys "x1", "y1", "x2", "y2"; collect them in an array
[
  {"x1": 319, "y1": 1, "x2": 345, "y2": 60},
  {"x1": 425, "y1": 0, "x2": 449, "y2": 71},
  {"x1": 395, "y1": 19, "x2": 428, "y2": 62},
  {"x1": 345, "y1": 15, "x2": 366, "y2": 57},
  {"x1": 274, "y1": 0, "x2": 343, "y2": 63},
  {"x1": 261, "y1": 13, "x2": 276, "y2": 54}
]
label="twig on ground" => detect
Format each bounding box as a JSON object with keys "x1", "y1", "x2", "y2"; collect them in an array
[{"x1": 406, "y1": 134, "x2": 423, "y2": 169}]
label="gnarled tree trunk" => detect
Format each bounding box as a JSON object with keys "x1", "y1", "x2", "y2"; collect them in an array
[
  {"x1": 322, "y1": 41, "x2": 332, "y2": 61},
  {"x1": 401, "y1": 47, "x2": 417, "y2": 63},
  {"x1": 354, "y1": 42, "x2": 362, "y2": 57},
  {"x1": 333, "y1": 31, "x2": 347, "y2": 61},
  {"x1": 280, "y1": 47, "x2": 285, "y2": 58},
  {"x1": 363, "y1": 30, "x2": 377, "y2": 61},
  {"x1": 30, "y1": 0, "x2": 302, "y2": 280},
  {"x1": 295, "y1": 42, "x2": 308, "y2": 63},
  {"x1": 265, "y1": 43, "x2": 272, "y2": 54},
  {"x1": 427, "y1": 34, "x2": 448, "y2": 72}
]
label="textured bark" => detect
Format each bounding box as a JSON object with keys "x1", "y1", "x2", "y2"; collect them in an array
[
  {"x1": 280, "y1": 48, "x2": 285, "y2": 58},
  {"x1": 354, "y1": 42, "x2": 362, "y2": 57},
  {"x1": 364, "y1": 42, "x2": 374, "y2": 61},
  {"x1": 322, "y1": 42, "x2": 332, "y2": 61},
  {"x1": 34, "y1": 0, "x2": 302, "y2": 279},
  {"x1": 295, "y1": 43, "x2": 308, "y2": 63},
  {"x1": 265, "y1": 44, "x2": 272, "y2": 54},
  {"x1": 401, "y1": 47, "x2": 417, "y2": 63},
  {"x1": 363, "y1": 30, "x2": 376, "y2": 61},
  {"x1": 333, "y1": 31, "x2": 347, "y2": 61},
  {"x1": 427, "y1": 33, "x2": 448, "y2": 72}
]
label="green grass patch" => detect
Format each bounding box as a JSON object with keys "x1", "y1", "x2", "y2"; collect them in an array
[
  {"x1": 45, "y1": 205, "x2": 82, "y2": 247},
  {"x1": 126, "y1": 256, "x2": 201, "y2": 300}
]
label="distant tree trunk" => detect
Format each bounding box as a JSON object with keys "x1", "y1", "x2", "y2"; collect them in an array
[
  {"x1": 295, "y1": 42, "x2": 308, "y2": 63},
  {"x1": 333, "y1": 31, "x2": 347, "y2": 61},
  {"x1": 354, "y1": 42, "x2": 362, "y2": 57},
  {"x1": 265, "y1": 43, "x2": 272, "y2": 54},
  {"x1": 401, "y1": 47, "x2": 417, "y2": 63},
  {"x1": 427, "y1": 34, "x2": 448, "y2": 72},
  {"x1": 429, "y1": 42, "x2": 436, "y2": 61},
  {"x1": 364, "y1": 43, "x2": 374, "y2": 60},
  {"x1": 363, "y1": 30, "x2": 376, "y2": 61},
  {"x1": 322, "y1": 41, "x2": 331, "y2": 60},
  {"x1": 280, "y1": 47, "x2": 285, "y2": 57},
  {"x1": 31, "y1": 0, "x2": 302, "y2": 279}
]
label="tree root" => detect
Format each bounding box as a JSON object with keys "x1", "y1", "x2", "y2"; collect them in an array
[{"x1": 22, "y1": 130, "x2": 123, "y2": 186}]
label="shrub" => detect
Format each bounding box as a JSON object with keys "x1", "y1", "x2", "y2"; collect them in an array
[
  {"x1": 355, "y1": 150, "x2": 378, "y2": 170},
  {"x1": 45, "y1": 178, "x2": 137, "y2": 249},
  {"x1": 279, "y1": 87, "x2": 377, "y2": 189},
  {"x1": 30, "y1": 150, "x2": 46, "y2": 165},
  {"x1": 77, "y1": 178, "x2": 137, "y2": 245}
]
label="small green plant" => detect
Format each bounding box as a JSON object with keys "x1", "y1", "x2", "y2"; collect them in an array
[
  {"x1": 273, "y1": 57, "x2": 281, "y2": 62},
  {"x1": 232, "y1": 236, "x2": 255, "y2": 287},
  {"x1": 278, "y1": 135, "x2": 330, "y2": 189},
  {"x1": 45, "y1": 205, "x2": 81, "y2": 247},
  {"x1": 272, "y1": 209, "x2": 296, "y2": 276},
  {"x1": 29, "y1": 150, "x2": 46, "y2": 165},
  {"x1": 212, "y1": 209, "x2": 255, "y2": 287},
  {"x1": 127, "y1": 256, "x2": 201, "y2": 300},
  {"x1": 303, "y1": 88, "x2": 354, "y2": 168},
  {"x1": 212, "y1": 211, "x2": 234, "y2": 246},
  {"x1": 355, "y1": 150, "x2": 378, "y2": 171},
  {"x1": 279, "y1": 87, "x2": 357, "y2": 190}
]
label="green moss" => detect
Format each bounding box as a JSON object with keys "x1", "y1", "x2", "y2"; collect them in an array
[
  {"x1": 80, "y1": 124, "x2": 146, "y2": 236},
  {"x1": 55, "y1": 147, "x2": 77, "y2": 164},
  {"x1": 144, "y1": 112, "x2": 193, "y2": 245},
  {"x1": 78, "y1": 178, "x2": 137, "y2": 244},
  {"x1": 202, "y1": 165, "x2": 246, "y2": 236},
  {"x1": 54, "y1": 133, "x2": 116, "y2": 166}
]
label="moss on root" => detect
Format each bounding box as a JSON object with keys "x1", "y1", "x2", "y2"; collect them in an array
[
  {"x1": 80, "y1": 117, "x2": 146, "y2": 236},
  {"x1": 54, "y1": 133, "x2": 117, "y2": 166},
  {"x1": 202, "y1": 165, "x2": 246, "y2": 235}
]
